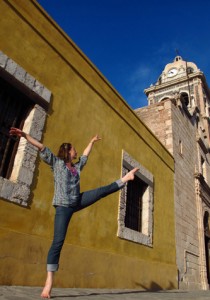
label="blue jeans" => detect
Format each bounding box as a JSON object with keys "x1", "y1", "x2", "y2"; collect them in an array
[{"x1": 47, "y1": 180, "x2": 124, "y2": 271}]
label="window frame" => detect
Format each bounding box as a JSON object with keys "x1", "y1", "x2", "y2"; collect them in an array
[
  {"x1": 0, "y1": 51, "x2": 51, "y2": 207},
  {"x1": 117, "y1": 151, "x2": 154, "y2": 247}
]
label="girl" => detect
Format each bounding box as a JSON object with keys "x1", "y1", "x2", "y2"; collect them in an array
[{"x1": 9, "y1": 127, "x2": 138, "y2": 299}]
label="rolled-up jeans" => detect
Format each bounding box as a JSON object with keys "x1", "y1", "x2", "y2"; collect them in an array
[{"x1": 47, "y1": 179, "x2": 124, "y2": 272}]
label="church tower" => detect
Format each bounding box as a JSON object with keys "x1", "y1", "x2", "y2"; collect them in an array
[
  {"x1": 136, "y1": 56, "x2": 210, "y2": 290},
  {"x1": 146, "y1": 55, "x2": 209, "y2": 112}
]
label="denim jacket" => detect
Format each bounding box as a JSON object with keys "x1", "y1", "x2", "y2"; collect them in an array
[{"x1": 40, "y1": 147, "x2": 88, "y2": 207}]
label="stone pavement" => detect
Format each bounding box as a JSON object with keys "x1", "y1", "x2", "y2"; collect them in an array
[{"x1": 0, "y1": 286, "x2": 210, "y2": 300}]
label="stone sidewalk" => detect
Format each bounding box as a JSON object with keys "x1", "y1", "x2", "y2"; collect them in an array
[{"x1": 0, "y1": 286, "x2": 210, "y2": 300}]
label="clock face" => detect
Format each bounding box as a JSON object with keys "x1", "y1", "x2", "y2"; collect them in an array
[{"x1": 167, "y1": 68, "x2": 178, "y2": 77}]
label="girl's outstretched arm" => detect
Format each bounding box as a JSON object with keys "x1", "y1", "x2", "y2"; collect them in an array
[
  {"x1": 9, "y1": 127, "x2": 44, "y2": 151},
  {"x1": 83, "y1": 134, "x2": 101, "y2": 157}
]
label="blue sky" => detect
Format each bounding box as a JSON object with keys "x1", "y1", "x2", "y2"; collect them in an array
[{"x1": 37, "y1": 0, "x2": 210, "y2": 109}]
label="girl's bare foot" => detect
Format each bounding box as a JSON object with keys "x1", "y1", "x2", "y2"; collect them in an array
[
  {"x1": 121, "y1": 167, "x2": 139, "y2": 183},
  {"x1": 41, "y1": 272, "x2": 54, "y2": 299}
]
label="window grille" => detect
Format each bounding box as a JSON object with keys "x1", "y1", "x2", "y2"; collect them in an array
[
  {"x1": 0, "y1": 77, "x2": 33, "y2": 179},
  {"x1": 125, "y1": 173, "x2": 148, "y2": 232}
]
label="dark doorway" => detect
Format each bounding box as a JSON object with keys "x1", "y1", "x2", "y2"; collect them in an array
[{"x1": 204, "y1": 211, "x2": 210, "y2": 285}]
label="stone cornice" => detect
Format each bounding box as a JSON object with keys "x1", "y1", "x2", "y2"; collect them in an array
[
  {"x1": 196, "y1": 134, "x2": 209, "y2": 154},
  {"x1": 194, "y1": 172, "x2": 210, "y2": 205},
  {"x1": 144, "y1": 71, "x2": 206, "y2": 96}
]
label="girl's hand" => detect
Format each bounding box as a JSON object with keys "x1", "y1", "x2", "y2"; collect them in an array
[
  {"x1": 9, "y1": 127, "x2": 44, "y2": 150},
  {"x1": 9, "y1": 127, "x2": 24, "y2": 138},
  {"x1": 90, "y1": 135, "x2": 101, "y2": 144},
  {"x1": 83, "y1": 135, "x2": 101, "y2": 156}
]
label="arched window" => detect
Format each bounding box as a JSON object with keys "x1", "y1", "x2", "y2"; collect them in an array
[
  {"x1": 175, "y1": 56, "x2": 182, "y2": 62},
  {"x1": 159, "y1": 97, "x2": 170, "y2": 102},
  {"x1": 187, "y1": 67, "x2": 194, "y2": 74},
  {"x1": 181, "y1": 92, "x2": 189, "y2": 107}
]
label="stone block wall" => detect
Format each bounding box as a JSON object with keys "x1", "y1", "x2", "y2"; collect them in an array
[
  {"x1": 136, "y1": 100, "x2": 202, "y2": 289},
  {"x1": 135, "y1": 100, "x2": 173, "y2": 154}
]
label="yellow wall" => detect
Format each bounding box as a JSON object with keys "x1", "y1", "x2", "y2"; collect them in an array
[{"x1": 0, "y1": 0, "x2": 177, "y2": 289}]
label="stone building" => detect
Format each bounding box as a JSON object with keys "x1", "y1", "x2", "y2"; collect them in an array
[
  {"x1": 136, "y1": 56, "x2": 210, "y2": 290},
  {"x1": 0, "y1": 0, "x2": 177, "y2": 290}
]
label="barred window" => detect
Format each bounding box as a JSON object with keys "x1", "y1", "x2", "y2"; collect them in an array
[
  {"x1": 125, "y1": 175, "x2": 147, "y2": 232},
  {"x1": 118, "y1": 151, "x2": 154, "y2": 246},
  {"x1": 0, "y1": 77, "x2": 33, "y2": 179}
]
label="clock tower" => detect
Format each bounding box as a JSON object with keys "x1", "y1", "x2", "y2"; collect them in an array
[
  {"x1": 136, "y1": 56, "x2": 210, "y2": 290},
  {"x1": 145, "y1": 55, "x2": 210, "y2": 118}
]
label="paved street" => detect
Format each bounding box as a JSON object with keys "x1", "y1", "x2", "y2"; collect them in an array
[{"x1": 0, "y1": 286, "x2": 210, "y2": 300}]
